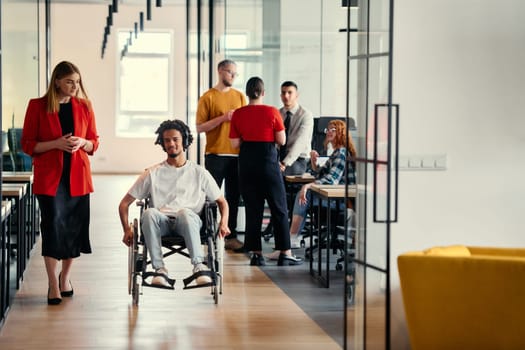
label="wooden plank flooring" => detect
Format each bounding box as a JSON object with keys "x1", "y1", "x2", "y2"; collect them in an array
[{"x1": 0, "y1": 175, "x2": 341, "y2": 350}]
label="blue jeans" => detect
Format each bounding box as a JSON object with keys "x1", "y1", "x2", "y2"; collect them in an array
[
  {"x1": 292, "y1": 191, "x2": 344, "y2": 235},
  {"x1": 141, "y1": 208, "x2": 203, "y2": 269}
]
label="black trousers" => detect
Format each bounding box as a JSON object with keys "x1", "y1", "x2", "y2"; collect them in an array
[
  {"x1": 239, "y1": 142, "x2": 290, "y2": 252},
  {"x1": 205, "y1": 154, "x2": 241, "y2": 238}
]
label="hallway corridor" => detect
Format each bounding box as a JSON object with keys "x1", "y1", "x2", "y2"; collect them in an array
[{"x1": 0, "y1": 175, "x2": 340, "y2": 349}]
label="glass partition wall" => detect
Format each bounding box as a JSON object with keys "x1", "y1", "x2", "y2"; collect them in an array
[
  {"x1": 187, "y1": 0, "x2": 227, "y2": 165},
  {"x1": 347, "y1": 1, "x2": 396, "y2": 349},
  {"x1": 220, "y1": 1, "x2": 396, "y2": 349},
  {"x1": 0, "y1": 0, "x2": 395, "y2": 347},
  {"x1": 1, "y1": 0, "x2": 40, "y2": 138}
]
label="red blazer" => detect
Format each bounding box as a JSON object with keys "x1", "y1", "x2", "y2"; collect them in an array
[{"x1": 21, "y1": 96, "x2": 100, "y2": 196}]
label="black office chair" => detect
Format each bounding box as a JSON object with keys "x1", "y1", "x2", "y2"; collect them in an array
[
  {"x1": 2, "y1": 131, "x2": 15, "y2": 171},
  {"x1": 8, "y1": 128, "x2": 32, "y2": 171},
  {"x1": 304, "y1": 198, "x2": 347, "y2": 263},
  {"x1": 312, "y1": 116, "x2": 356, "y2": 156}
]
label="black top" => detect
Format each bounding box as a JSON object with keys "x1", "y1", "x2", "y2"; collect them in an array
[{"x1": 58, "y1": 101, "x2": 74, "y2": 174}]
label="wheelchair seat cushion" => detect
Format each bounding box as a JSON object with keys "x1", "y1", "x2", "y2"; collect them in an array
[{"x1": 161, "y1": 235, "x2": 186, "y2": 247}]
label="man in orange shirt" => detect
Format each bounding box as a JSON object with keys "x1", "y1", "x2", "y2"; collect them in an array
[{"x1": 196, "y1": 59, "x2": 246, "y2": 252}]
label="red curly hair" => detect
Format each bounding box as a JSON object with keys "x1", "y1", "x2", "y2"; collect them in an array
[{"x1": 323, "y1": 119, "x2": 357, "y2": 158}]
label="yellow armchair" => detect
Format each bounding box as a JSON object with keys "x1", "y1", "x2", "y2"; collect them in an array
[{"x1": 398, "y1": 245, "x2": 525, "y2": 350}]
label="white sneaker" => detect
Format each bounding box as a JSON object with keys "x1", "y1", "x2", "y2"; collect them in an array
[
  {"x1": 291, "y1": 234, "x2": 310, "y2": 249},
  {"x1": 193, "y1": 263, "x2": 212, "y2": 285},
  {"x1": 291, "y1": 237, "x2": 301, "y2": 249},
  {"x1": 151, "y1": 267, "x2": 172, "y2": 288},
  {"x1": 265, "y1": 250, "x2": 281, "y2": 261}
]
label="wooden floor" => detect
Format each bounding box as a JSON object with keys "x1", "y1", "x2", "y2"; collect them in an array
[{"x1": 0, "y1": 175, "x2": 342, "y2": 350}]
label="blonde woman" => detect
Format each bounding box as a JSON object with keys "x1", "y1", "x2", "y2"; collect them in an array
[{"x1": 21, "y1": 61, "x2": 99, "y2": 305}]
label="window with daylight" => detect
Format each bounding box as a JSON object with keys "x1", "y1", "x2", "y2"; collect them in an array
[{"x1": 116, "y1": 30, "x2": 173, "y2": 137}]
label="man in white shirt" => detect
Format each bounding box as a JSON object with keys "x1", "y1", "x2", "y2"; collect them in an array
[
  {"x1": 278, "y1": 81, "x2": 314, "y2": 175},
  {"x1": 264, "y1": 81, "x2": 314, "y2": 249},
  {"x1": 119, "y1": 120, "x2": 230, "y2": 288}
]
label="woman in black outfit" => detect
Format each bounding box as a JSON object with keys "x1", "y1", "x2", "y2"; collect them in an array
[{"x1": 229, "y1": 77, "x2": 302, "y2": 266}]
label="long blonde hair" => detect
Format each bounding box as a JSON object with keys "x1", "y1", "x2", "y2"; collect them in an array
[
  {"x1": 45, "y1": 61, "x2": 89, "y2": 113},
  {"x1": 323, "y1": 119, "x2": 357, "y2": 158}
]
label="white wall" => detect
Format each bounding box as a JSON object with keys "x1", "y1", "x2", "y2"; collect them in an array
[
  {"x1": 51, "y1": 3, "x2": 187, "y2": 174},
  {"x1": 391, "y1": 0, "x2": 525, "y2": 347}
]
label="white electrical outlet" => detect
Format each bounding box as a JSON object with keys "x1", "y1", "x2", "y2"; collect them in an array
[{"x1": 397, "y1": 154, "x2": 448, "y2": 171}]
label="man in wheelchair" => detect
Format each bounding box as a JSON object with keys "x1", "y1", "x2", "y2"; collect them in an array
[{"x1": 119, "y1": 119, "x2": 230, "y2": 288}]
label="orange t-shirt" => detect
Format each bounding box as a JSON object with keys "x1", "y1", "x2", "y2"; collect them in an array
[{"x1": 196, "y1": 88, "x2": 246, "y2": 155}]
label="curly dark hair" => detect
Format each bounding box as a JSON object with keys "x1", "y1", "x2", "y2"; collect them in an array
[{"x1": 154, "y1": 119, "x2": 193, "y2": 151}]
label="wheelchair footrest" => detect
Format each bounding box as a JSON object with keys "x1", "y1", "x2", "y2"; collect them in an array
[
  {"x1": 141, "y1": 271, "x2": 176, "y2": 290},
  {"x1": 182, "y1": 270, "x2": 216, "y2": 290}
]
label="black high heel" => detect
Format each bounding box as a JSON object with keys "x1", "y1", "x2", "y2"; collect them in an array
[
  {"x1": 47, "y1": 288, "x2": 62, "y2": 305},
  {"x1": 59, "y1": 272, "x2": 74, "y2": 297}
]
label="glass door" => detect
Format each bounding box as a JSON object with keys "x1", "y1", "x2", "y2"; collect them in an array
[
  {"x1": 345, "y1": 0, "x2": 397, "y2": 349},
  {"x1": 187, "y1": 0, "x2": 211, "y2": 164},
  {"x1": 188, "y1": 0, "x2": 226, "y2": 165}
]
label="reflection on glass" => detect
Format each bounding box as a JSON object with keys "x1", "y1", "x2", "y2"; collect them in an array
[{"x1": 2, "y1": 1, "x2": 39, "y2": 129}]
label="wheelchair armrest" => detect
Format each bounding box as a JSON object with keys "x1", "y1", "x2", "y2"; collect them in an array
[
  {"x1": 203, "y1": 200, "x2": 217, "y2": 211},
  {"x1": 201, "y1": 200, "x2": 218, "y2": 237},
  {"x1": 135, "y1": 198, "x2": 150, "y2": 208}
]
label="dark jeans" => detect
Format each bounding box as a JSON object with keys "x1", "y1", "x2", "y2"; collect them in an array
[{"x1": 205, "y1": 154, "x2": 241, "y2": 238}]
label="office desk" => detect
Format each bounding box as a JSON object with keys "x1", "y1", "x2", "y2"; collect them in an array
[
  {"x1": 2, "y1": 183, "x2": 28, "y2": 288},
  {"x1": 2, "y1": 172, "x2": 37, "y2": 249},
  {"x1": 309, "y1": 184, "x2": 357, "y2": 288},
  {"x1": 1, "y1": 200, "x2": 12, "y2": 321},
  {"x1": 284, "y1": 174, "x2": 315, "y2": 222}
]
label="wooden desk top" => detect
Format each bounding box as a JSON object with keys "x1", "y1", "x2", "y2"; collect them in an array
[
  {"x1": 2, "y1": 171, "x2": 34, "y2": 183},
  {"x1": 310, "y1": 184, "x2": 357, "y2": 198},
  {"x1": 2, "y1": 200, "x2": 12, "y2": 220},
  {"x1": 2, "y1": 183, "x2": 27, "y2": 197},
  {"x1": 285, "y1": 174, "x2": 315, "y2": 183}
]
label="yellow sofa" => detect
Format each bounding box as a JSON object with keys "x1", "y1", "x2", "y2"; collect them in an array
[{"x1": 397, "y1": 245, "x2": 525, "y2": 350}]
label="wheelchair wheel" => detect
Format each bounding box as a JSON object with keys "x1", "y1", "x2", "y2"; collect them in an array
[
  {"x1": 213, "y1": 284, "x2": 219, "y2": 304},
  {"x1": 207, "y1": 236, "x2": 220, "y2": 305},
  {"x1": 216, "y1": 236, "x2": 224, "y2": 296},
  {"x1": 127, "y1": 226, "x2": 133, "y2": 295},
  {"x1": 131, "y1": 219, "x2": 140, "y2": 306}
]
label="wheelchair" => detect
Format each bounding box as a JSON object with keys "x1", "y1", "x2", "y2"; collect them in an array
[{"x1": 128, "y1": 199, "x2": 224, "y2": 306}]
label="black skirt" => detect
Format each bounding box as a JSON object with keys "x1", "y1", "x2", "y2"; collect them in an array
[{"x1": 37, "y1": 169, "x2": 92, "y2": 260}]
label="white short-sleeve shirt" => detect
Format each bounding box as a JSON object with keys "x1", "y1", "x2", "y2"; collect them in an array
[{"x1": 128, "y1": 160, "x2": 222, "y2": 216}]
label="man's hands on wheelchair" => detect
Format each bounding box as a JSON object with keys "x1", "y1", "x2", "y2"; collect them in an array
[
  {"x1": 122, "y1": 220, "x2": 229, "y2": 247},
  {"x1": 122, "y1": 224, "x2": 134, "y2": 246},
  {"x1": 218, "y1": 222, "x2": 231, "y2": 239}
]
